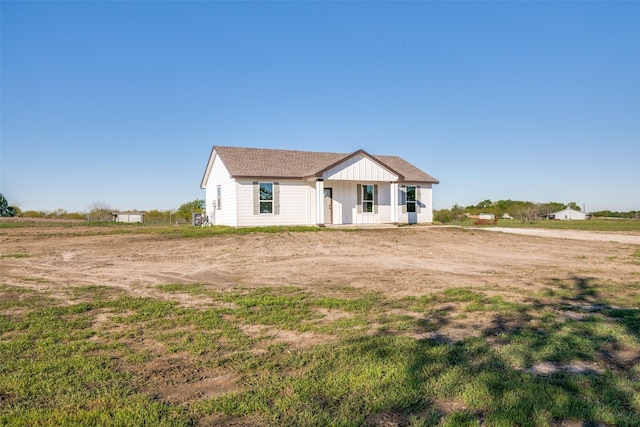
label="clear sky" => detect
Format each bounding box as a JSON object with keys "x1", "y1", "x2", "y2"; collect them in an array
[{"x1": 1, "y1": 1, "x2": 638, "y2": 214}]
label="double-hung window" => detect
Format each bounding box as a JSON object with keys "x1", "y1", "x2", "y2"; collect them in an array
[
  {"x1": 406, "y1": 186, "x2": 416, "y2": 213},
  {"x1": 362, "y1": 185, "x2": 374, "y2": 213},
  {"x1": 216, "y1": 185, "x2": 221, "y2": 209},
  {"x1": 259, "y1": 182, "x2": 273, "y2": 214}
]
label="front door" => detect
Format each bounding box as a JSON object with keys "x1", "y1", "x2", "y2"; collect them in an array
[{"x1": 323, "y1": 188, "x2": 333, "y2": 224}]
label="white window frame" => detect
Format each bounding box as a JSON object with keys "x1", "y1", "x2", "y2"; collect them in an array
[
  {"x1": 216, "y1": 185, "x2": 221, "y2": 210},
  {"x1": 362, "y1": 184, "x2": 374, "y2": 213},
  {"x1": 259, "y1": 182, "x2": 274, "y2": 214},
  {"x1": 406, "y1": 186, "x2": 416, "y2": 213}
]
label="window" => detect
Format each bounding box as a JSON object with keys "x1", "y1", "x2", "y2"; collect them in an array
[
  {"x1": 406, "y1": 186, "x2": 416, "y2": 213},
  {"x1": 259, "y1": 182, "x2": 273, "y2": 214},
  {"x1": 216, "y1": 185, "x2": 221, "y2": 209},
  {"x1": 362, "y1": 185, "x2": 374, "y2": 213},
  {"x1": 253, "y1": 182, "x2": 279, "y2": 215}
]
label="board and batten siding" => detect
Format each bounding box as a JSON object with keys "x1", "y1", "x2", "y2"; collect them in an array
[
  {"x1": 325, "y1": 181, "x2": 392, "y2": 225},
  {"x1": 205, "y1": 157, "x2": 238, "y2": 226},
  {"x1": 325, "y1": 181, "x2": 354, "y2": 225},
  {"x1": 236, "y1": 180, "x2": 315, "y2": 226},
  {"x1": 323, "y1": 154, "x2": 399, "y2": 182}
]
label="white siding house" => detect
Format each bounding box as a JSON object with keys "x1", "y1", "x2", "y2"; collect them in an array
[
  {"x1": 546, "y1": 208, "x2": 586, "y2": 220},
  {"x1": 200, "y1": 146, "x2": 439, "y2": 227}
]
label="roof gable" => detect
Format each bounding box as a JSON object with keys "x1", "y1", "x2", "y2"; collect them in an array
[
  {"x1": 320, "y1": 150, "x2": 402, "y2": 181},
  {"x1": 201, "y1": 146, "x2": 439, "y2": 186},
  {"x1": 550, "y1": 208, "x2": 585, "y2": 216}
]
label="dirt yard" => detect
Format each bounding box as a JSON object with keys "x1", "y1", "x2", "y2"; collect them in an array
[{"x1": 2, "y1": 225, "x2": 638, "y2": 308}]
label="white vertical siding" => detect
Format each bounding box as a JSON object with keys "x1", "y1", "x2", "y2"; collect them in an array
[
  {"x1": 236, "y1": 180, "x2": 314, "y2": 226},
  {"x1": 326, "y1": 181, "x2": 392, "y2": 225},
  {"x1": 323, "y1": 154, "x2": 398, "y2": 182},
  {"x1": 419, "y1": 184, "x2": 434, "y2": 223},
  {"x1": 377, "y1": 184, "x2": 391, "y2": 224},
  {"x1": 205, "y1": 157, "x2": 238, "y2": 226},
  {"x1": 327, "y1": 181, "x2": 354, "y2": 224},
  {"x1": 309, "y1": 182, "x2": 318, "y2": 225}
]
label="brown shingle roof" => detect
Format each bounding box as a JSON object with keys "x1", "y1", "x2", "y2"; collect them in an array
[
  {"x1": 204, "y1": 146, "x2": 439, "y2": 185},
  {"x1": 214, "y1": 146, "x2": 345, "y2": 178}
]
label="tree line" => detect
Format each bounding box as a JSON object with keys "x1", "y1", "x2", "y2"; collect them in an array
[
  {"x1": 3, "y1": 193, "x2": 638, "y2": 224},
  {"x1": 435, "y1": 199, "x2": 639, "y2": 224},
  {"x1": 0, "y1": 193, "x2": 205, "y2": 225}
]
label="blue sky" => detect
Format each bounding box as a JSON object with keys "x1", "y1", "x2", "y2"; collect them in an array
[{"x1": 1, "y1": 1, "x2": 638, "y2": 213}]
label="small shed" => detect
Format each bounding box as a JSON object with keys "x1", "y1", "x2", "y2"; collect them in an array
[
  {"x1": 479, "y1": 213, "x2": 495, "y2": 220},
  {"x1": 112, "y1": 212, "x2": 144, "y2": 223},
  {"x1": 546, "y1": 208, "x2": 586, "y2": 221}
]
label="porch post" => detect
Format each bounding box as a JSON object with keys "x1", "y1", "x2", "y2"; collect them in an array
[
  {"x1": 316, "y1": 179, "x2": 325, "y2": 226},
  {"x1": 390, "y1": 182, "x2": 398, "y2": 224}
]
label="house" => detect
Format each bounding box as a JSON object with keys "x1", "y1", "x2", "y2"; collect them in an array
[
  {"x1": 479, "y1": 213, "x2": 495, "y2": 221},
  {"x1": 112, "y1": 212, "x2": 144, "y2": 223},
  {"x1": 546, "y1": 208, "x2": 586, "y2": 221},
  {"x1": 200, "y1": 146, "x2": 439, "y2": 227}
]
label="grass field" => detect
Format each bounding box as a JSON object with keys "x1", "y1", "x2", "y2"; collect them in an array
[
  {"x1": 2, "y1": 217, "x2": 640, "y2": 234},
  {"x1": 2, "y1": 283, "x2": 639, "y2": 426},
  {"x1": 1, "y1": 222, "x2": 639, "y2": 426}
]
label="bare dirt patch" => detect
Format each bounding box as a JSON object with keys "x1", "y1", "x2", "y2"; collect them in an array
[
  {"x1": 125, "y1": 352, "x2": 241, "y2": 404},
  {"x1": 2, "y1": 226, "x2": 638, "y2": 343}
]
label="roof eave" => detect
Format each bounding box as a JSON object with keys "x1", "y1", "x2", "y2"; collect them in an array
[
  {"x1": 200, "y1": 146, "x2": 218, "y2": 189},
  {"x1": 401, "y1": 178, "x2": 440, "y2": 185},
  {"x1": 231, "y1": 175, "x2": 304, "y2": 181}
]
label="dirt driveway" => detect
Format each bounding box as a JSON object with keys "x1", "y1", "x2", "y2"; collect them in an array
[{"x1": 472, "y1": 226, "x2": 640, "y2": 245}]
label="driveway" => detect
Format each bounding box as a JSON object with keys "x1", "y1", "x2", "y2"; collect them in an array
[{"x1": 472, "y1": 226, "x2": 640, "y2": 245}]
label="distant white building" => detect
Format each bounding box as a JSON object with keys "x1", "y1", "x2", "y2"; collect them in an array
[
  {"x1": 112, "y1": 212, "x2": 144, "y2": 223},
  {"x1": 546, "y1": 208, "x2": 586, "y2": 221},
  {"x1": 479, "y1": 213, "x2": 495, "y2": 220}
]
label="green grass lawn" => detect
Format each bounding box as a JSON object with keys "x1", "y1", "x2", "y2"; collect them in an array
[
  {"x1": 3, "y1": 217, "x2": 639, "y2": 234},
  {"x1": 1, "y1": 279, "x2": 639, "y2": 426}
]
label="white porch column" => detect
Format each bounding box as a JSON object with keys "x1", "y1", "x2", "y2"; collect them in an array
[
  {"x1": 316, "y1": 179, "x2": 325, "y2": 225},
  {"x1": 390, "y1": 182, "x2": 398, "y2": 224}
]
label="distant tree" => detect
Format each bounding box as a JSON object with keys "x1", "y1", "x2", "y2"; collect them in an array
[
  {"x1": 567, "y1": 202, "x2": 581, "y2": 212},
  {"x1": 144, "y1": 209, "x2": 172, "y2": 225},
  {"x1": 476, "y1": 199, "x2": 492, "y2": 209},
  {"x1": 539, "y1": 202, "x2": 565, "y2": 216},
  {"x1": 434, "y1": 204, "x2": 466, "y2": 224},
  {"x1": 592, "y1": 210, "x2": 639, "y2": 219},
  {"x1": 47, "y1": 209, "x2": 68, "y2": 218},
  {"x1": 513, "y1": 202, "x2": 543, "y2": 223},
  {"x1": 22, "y1": 210, "x2": 44, "y2": 218},
  {"x1": 492, "y1": 199, "x2": 519, "y2": 216},
  {"x1": 175, "y1": 199, "x2": 204, "y2": 223},
  {"x1": 87, "y1": 201, "x2": 113, "y2": 222},
  {"x1": 0, "y1": 193, "x2": 17, "y2": 217}
]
